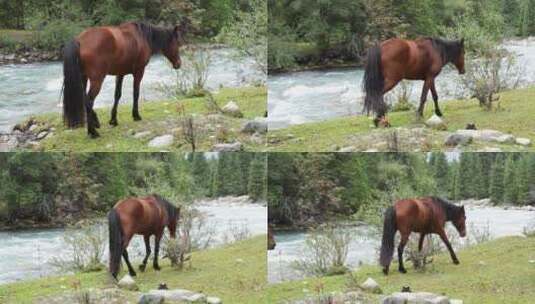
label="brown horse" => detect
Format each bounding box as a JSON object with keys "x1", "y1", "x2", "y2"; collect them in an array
[
  {"x1": 62, "y1": 20, "x2": 188, "y2": 138},
  {"x1": 108, "y1": 194, "x2": 180, "y2": 279},
  {"x1": 379, "y1": 196, "x2": 466, "y2": 275},
  {"x1": 363, "y1": 37, "x2": 466, "y2": 127}
]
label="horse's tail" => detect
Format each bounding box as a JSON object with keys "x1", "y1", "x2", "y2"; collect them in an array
[
  {"x1": 108, "y1": 208, "x2": 123, "y2": 279},
  {"x1": 62, "y1": 39, "x2": 86, "y2": 128},
  {"x1": 362, "y1": 44, "x2": 385, "y2": 115},
  {"x1": 379, "y1": 206, "x2": 396, "y2": 274}
]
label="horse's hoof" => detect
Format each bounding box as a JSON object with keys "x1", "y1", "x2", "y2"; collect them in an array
[
  {"x1": 399, "y1": 268, "x2": 407, "y2": 274},
  {"x1": 382, "y1": 268, "x2": 389, "y2": 275},
  {"x1": 435, "y1": 111, "x2": 443, "y2": 117},
  {"x1": 89, "y1": 131, "x2": 100, "y2": 138},
  {"x1": 139, "y1": 264, "x2": 146, "y2": 272},
  {"x1": 153, "y1": 265, "x2": 161, "y2": 271},
  {"x1": 453, "y1": 259, "x2": 460, "y2": 265},
  {"x1": 109, "y1": 119, "x2": 118, "y2": 127},
  {"x1": 129, "y1": 271, "x2": 137, "y2": 277},
  {"x1": 133, "y1": 115, "x2": 142, "y2": 121}
]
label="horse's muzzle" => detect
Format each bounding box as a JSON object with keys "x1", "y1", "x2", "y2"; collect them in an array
[{"x1": 173, "y1": 62, "x2": 181, "y2": 69}]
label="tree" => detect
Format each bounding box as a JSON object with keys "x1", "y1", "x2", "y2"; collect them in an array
[
  {"x1": 503, "y1": 156, "x2": 517, "y2": 204},
  {"x1": 489, "y1": 155, "x2": 505, "y2": 204},
  {"x1": 248, "y1": 154, "x2": 267, "y2": 202}
]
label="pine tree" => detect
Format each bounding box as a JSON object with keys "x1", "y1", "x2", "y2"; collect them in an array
[
  {"x1": 248, "y1": 155, "x2": 267, "y2": 202},
  {"x1": 489, "y1": 156, "x2": 505, "y2": 204},
  {"x1": 458, "y1": 153, "x2": 475, "y2": 199},
  {"x1": 503, "y1": 156, "x2": 517, "y2": 204},
  {"x1": 516, "y1": 156, "x2": 530, "y2": 205},
  {"x1": 431, "y1": 152, "x2": 449, "y2": 195}
]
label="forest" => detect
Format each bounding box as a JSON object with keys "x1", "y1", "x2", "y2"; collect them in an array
[
  {"x1": 0, "y1": 0, "x2": 261, "y2": 51},
  {"x1": 0, "y1": 152, "x2": 266, "y2": 225},
  {"x1": 268, "y1": 153, "x2": 535, "y2": 227},
  {"x1": 268, "y1": 0, "x2": 535, "y2": 71}
]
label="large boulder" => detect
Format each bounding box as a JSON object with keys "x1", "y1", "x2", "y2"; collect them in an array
[
  {"x1": 147, "y1": 289, "x2": 207, "y2": 303},
  {"x1": 212, "y1": 141, "x2": 243, "y2": 152},
  {"x1": 118, "y1": 274, "x2": 139, "y2": 291},
  {"x1": 425, "y1": 114, "x2": 447, "y2": 130},
  {"x1": 382, "y1": 292, "x2": 449, "y2": 304},
  {"x1": 222, "y1": 101, "x2": 243, "y2": 118},
  {"x1": 455, "y1": 129, "x2": 515, "y2": 144},
  {"x1": 360, "y1": 277, "x2": 382, "y2": 294},
  {"x1": 148, "y1": 134, "x2": 174, "y2": 148},
  {"x1": 138, "y1": 294, "x2": 164, "y2": 304},
  {"x1": 444, "y1": 133, "x2": 472, "y2": 147},
  {"x1": 516, "y1": 138, "x2": 532, "y2": 146}
]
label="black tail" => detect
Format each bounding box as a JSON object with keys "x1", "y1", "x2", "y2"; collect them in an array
[
  {"x1": 362, "y1": 45, "x2": 386, "y2": 116},
  {"x1": 379, "y1": 206, "x2": 396, "y2": 274},
  {"x1": 62, "y1": 39, "x2": 86, "y2": 128},
  {"x1": 108, "y1": 209, "x2": 123, "y2": 279}
]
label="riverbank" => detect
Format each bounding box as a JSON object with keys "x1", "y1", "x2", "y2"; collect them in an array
[
  {"x1": 268, "y1": 86, "x2": 535, "y2": 152},
  {"x1": 0, "y1": 86, "x2": 266, "y2": 152},
  {"x1": 0, "y1": 235, "x2": 267, "y2": 304},
  {"x1": 266, "y1": 235, "x2": 535, "y2": 303}
]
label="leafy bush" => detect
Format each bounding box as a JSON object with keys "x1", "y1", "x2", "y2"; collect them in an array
[{"x1": 32, "y1": 20, "x2": 88, "y2": 51}]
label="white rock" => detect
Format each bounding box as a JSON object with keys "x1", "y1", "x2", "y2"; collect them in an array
[
  {"x1": 450, "y1": 300, "x2": 464, "y2": 304},
  {"x1": 134, "y1": 131, "x2": 152, "y2": 139},
  {"x1": 222, "y1": 101, "x2": 243, "y2": 117},
  {"x1": 148, "y1": 289, "x2": 206, "y2": 303},
  {"x1": 516, "y1": 138, "x2": 532, "y2": 146},
  {"x1": 212, "y1": 142, "x2": 243, "y2": 152},
  {"x1": 425, "y1": 114, "x2": 447, "y2": 130},
  {"x1": 360, "y1": 277, "x2": 382, "y2": 294},
  {"x1": 207, "y1": 296, "x2": 222, "y2": 304},
  {"x1": 382, "y1": 292, "x2": 449, "y2": 304},
  {"x1": 148, "y1": 134, "x2": 174, "y2": 148},
  {"x1": 339, "y1": 146, "x2": 357, "y2": 152},
  {"x1": 117, "y1": 274, "x2": 138, "y2": 291}
]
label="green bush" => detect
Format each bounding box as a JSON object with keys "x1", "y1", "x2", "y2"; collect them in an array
[{"x1": 32, "y1": 20, "x2": 88, "y2": 51}]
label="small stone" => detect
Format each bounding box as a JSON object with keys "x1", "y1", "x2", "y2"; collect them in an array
[
  {"x1": 207, "y1": 296, "x2": 222, "y2": 304},
  {"x1": 222, "y1": 101, "x2": 243, "y2": 118},
  {"x1": 444, "y1": 133, "x2": 472, "y2": 147},
  {"x1": 516, "y1": 138, "x2": 531, "y2": 146},
  {"x1": 212, "y1": 142, "x2": 243, "y2": 152},
  {"x1": 241, "y1": 118, "x2": 267, "y2": 134},
  {"x1": 339, "y1": 146, "x2": 357, "y2": 152},
  {"x1": 134, "y1": 131, "x2": 152, "y2": 139},
  {"x1": 148, "y1": 134, "x2": 174, "y2": 148},
  {"x1": 450, "y1": 299, "x2": 463, "y2": 304},
  {"x1": 118, "y1": 274, "x2": 138, "y2": 291},
  {"x1": 425, "y1": 114, "x2": 447, "y2": 130},
  {"x1": 360, "y1": 277, "x2": 382, "y2": 294},
  {"x1": 36, "y1": 131, "x2": 49, "y2": 140}
]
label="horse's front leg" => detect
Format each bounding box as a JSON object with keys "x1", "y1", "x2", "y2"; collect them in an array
[
  {"x1": 139, "y1": 234, "x2": 151, "y2": 272},
  {"x1": 87, "y1": 77, "x2": 105, "y2": 138},
  {"x1": 430, "y1": 80, "x2": 442, "y2": 117},
  {"x1": 438, "y1": 229, "x2": 459, "y2": 264},
  {"x1": 110, "y1": 75, "x2": 124, "y2": 126},
  {"x1": 417, "y1": 79, "x2": 431, "y2": 117},
  {"x1": 418, "y1": 233, "x2": 426, "y2": 252},
  {"x1": 132, "y1": 70, "x2": 145, "y2": 121}
]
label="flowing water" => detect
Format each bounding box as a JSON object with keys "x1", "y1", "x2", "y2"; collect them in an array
[
  {"x1": 268, "y1": 206, "x2": 535, "y2": 283},
  {"x1": 268, "y1": 38, "x2": 535, "y2": 129},
  {"x1": 0, "y1": 47, "x2": 263, "y2": 132},
  {"x1": 0, "y1": 198, "x2": 267, "y2": 284}
]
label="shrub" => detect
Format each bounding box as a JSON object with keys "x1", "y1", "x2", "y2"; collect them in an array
[
  {"x1": 32, "y1": 20, "x2": 87, "y2": 51},
  {"x1": 293, "y1": 224, "x2": 352, "y2": 276}
]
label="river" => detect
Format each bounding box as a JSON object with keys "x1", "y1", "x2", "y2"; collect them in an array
[
  {"x1": 0, "y1": 47, "x2": 263, "y2": 132},
  {"x1": 268, "y1": 205, "x2": 535, "y2": 283},
  {"x1": 268, "y1": 38, "x2": 535, "y2": 130},
  {"x1": 0, "y1": 197, "x2": 267, "y2": 285}
]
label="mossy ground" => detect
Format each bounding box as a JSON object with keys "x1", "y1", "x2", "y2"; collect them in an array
[
  {"x1": 24, "y1": 86, "x2": 266, "y2": 152},
  {"x1": 266, "y1": 236, "x2": 535, "y2": 304},
  {"x1": 268, "y1": 87, "x2": 535, "y2": 152},
  {"x1": 0, "y1": 235, "x2": 268, "y2": 304}
]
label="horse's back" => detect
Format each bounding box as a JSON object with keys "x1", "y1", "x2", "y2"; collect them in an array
[
  {"x1": 114, "y1": 196, "x2": 164, "y2": 234},
  {"x1": 394, "y1": 197, "x2": 436, "y2": 232}
]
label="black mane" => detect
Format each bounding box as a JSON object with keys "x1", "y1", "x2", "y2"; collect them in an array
[
  {"x1": 134, "y1": 22, "x2": 174, "y2": 54},
  {"x1": 426, "y1": 38, "x2": 463, "y2": 65},
  {"x1": 432, "y1": 196, "x2": 463, "y2": 221},
  {"x1": 153, "y1": 194, "x2": 179, "y2": 223}
]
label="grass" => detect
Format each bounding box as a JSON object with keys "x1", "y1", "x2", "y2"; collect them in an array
[
  {"x1": 266, "y1": 236, "x2": 535, "y2": 304},
  {"x1": 25, "y1": 86, "x2": 266, "y2": 152},
  {"x1": 0, "y1": 235, "x2": 268, "y2": 304},
  {"x1": 268, "y1": 86, "x2": 535, "y2": 152}
]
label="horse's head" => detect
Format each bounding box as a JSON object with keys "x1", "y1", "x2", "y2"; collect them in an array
[
  {"x1": 452, "y1": 205, "x2": 466, "y2": 237},
  {"x1": 168, "y1": 205, "x2": 181, "y2": 239},
  {"x1": 163, "y1": 21, "x2": 188, "y2": 69},
  {"x1": 453, "y1": 38, "x2": 465, "y2": 75}
]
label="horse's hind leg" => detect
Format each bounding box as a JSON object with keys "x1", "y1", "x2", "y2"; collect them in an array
[
  {"x1": 438, "y1": 229, "x2": 459, "y2": 264},
  {"x1": 132, "y1": 70, "x2": 145, "y2": 121},
  {"x1": 418, "y1": 233, "x2": 426, "y2": 252},
  {"x1": 110, "y1": 75, "x2": 124, "y2": 126},
  {"x1": 139, "y1": 234, "x2": 151, "y2": 272},
  {"x1": 122, "y1": 249, "x2": 137, "y2": 277},
  {"x1": 153, "y1": 231, "x2": 163, "y2": 271},
  {"x1": 397, "y1": 232, "x2": 409, "y2": 273},
  {"x1": 86, "y1": 77, "x2": 104, "y2": 138},
  {"x1": 417, "y1": 79, "x2": 431, "y2": 117},
  {"x1": 374, "y1": 78, "x2": 399, "y2": 127},
  {"x1": 430, "y1": 80, "x2": 442, "y2": 116}
]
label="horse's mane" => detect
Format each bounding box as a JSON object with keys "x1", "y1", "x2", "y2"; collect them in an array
[
  {"x1": 152, "y1": 194, "x2": 179, "y2": 222},
  {"x1": 133, "y1": 22, "x2": 174, "y2": 54},
  {"x1": 426, "y1": 37, "x2": 463, "y2": 65},
  {"x1": 431, "y1": 196, "x2": 463, "y2": 221}
]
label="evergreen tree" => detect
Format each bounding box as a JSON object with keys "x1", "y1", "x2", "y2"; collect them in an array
[
  {"x1": 489, "y1": 155, "x2": 505, "y2": 204},
  {"x1": 503, "y1": 156, "x2": 517, "y2": 204},
  {"x1": 248, "y1": 154, "x2": 267, "y2": 202}
]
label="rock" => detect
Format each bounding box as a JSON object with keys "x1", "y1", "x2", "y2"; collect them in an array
[
  {"x1": 450, "y1": 300, "x2": 463, "y2": 304},
  {"x1": 221, "y1": 101, "x2": 243, "y2": 118},
  {"x1": 212, "y1": 142, "x2": 243, "y2": 152},
  {"x1": 480, "y1": 147, "x2": 502, "y2": 152},
  {"x1": 382, "y1": 292, "x2": 449, "y2": 304},
  {"x1": 5, "y1": 54, "x2": 15, "y2": 60},
  {"x1": 20, "y1": 58, "x2": 28, "y2": 63},
  {"x1": 28, "y1": 124, "x2": 38, "y2": 132},
  {"x1": 360, "y1": 277, "x2": 382, "y2": 294},
  {"x1": 339, "y1": 146, "x2": 357, "y2": 152},
  {"x1": 148, "y1": 134, "x2": 174, "y2": 148},
  {"x1": 516, "y1": 138, "x2": 532, "y2": 146},
  {"x1": 134, "y1": 131, "x2": 152, "y2": 139},
  {"x1": 138, "y1": 294, "x2": 164, "y2": 304},
  {"x1": 36, "y1": 130, "x2": 49, "y2": 140},
  {"x1": 241, "y1": 118, "x2": 267, "y2": 134},
  {"x1": 207, "y1": 296, "x2": 222, "y2": 304},
  {"x1": 455, "y1": 129, "x2": 515, "y2": 144},
  {"x1": 118, "y1": 274, "x2": 138, "y2": 291},
  {"x1": 425, "y1": 114, "x2": 447, "y2": 130},
  {"x1": 444, "y1": 133, "x2": 472, "y2": 147},
  {"x1": 147, "y1": 289, "x2": 207, "y2": 303}
]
